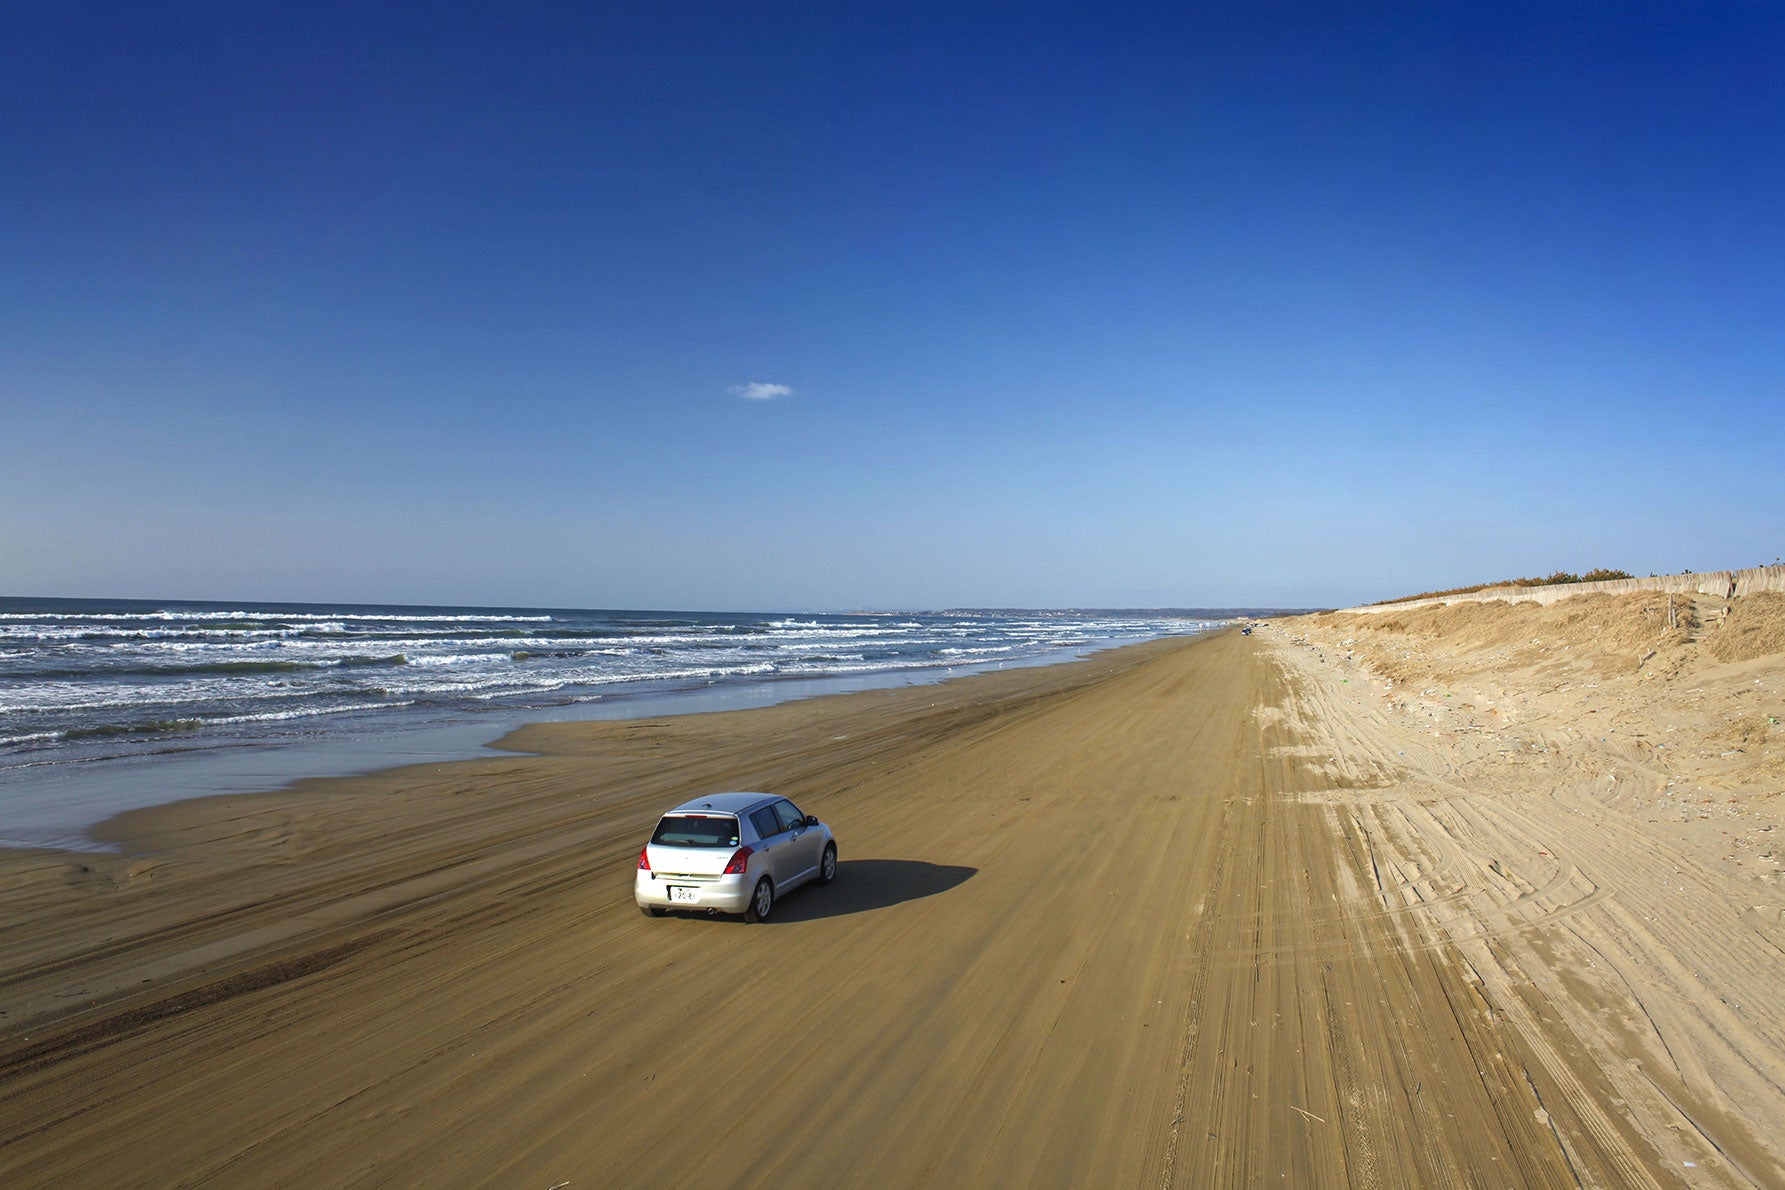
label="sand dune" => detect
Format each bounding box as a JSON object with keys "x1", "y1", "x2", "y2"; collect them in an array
[{"x1": 2, "y1": 609, "x2": 1782, "y2": 1185}]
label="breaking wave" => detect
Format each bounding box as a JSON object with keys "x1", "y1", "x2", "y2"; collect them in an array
[{"x1": 0, "y1": 598, "x2": 1218, "y2": 790}]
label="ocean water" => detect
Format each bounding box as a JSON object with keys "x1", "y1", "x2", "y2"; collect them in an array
[{"x1": 0, "y1": 597, "x2": 1222, "y2": 848}]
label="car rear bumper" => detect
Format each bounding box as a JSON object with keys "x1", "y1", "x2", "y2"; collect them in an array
[{"x1": 635, "y1": 870, "x2": 754, "y2": 913}]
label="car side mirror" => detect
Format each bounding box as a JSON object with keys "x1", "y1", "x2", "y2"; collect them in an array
[{"x1": 805, "y1": 814, "x2": 820, "y2": 827}]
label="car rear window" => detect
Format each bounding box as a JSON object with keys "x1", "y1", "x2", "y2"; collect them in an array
[{"x1": 651, "y1": 815, "x2": 740, "y2": 847}]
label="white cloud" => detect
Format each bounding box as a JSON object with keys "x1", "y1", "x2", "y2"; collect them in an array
[{"x1": 729, "y1": 381, "x2": 793, "y2": 401}]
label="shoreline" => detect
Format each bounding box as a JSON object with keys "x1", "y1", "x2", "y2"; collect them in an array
[
  {"x1": 82, "y1": 632, "x2": 1195, "y2": 855},
  {"x1": 1, "y1": 629, "x2": 1204, "y2": 854}
]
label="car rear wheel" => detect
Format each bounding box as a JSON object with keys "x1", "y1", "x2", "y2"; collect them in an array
[
  {"x1": 640, "y1": 905, "x2": 665, "y2": 917},
  {"x1": 818, "y1": 843, "x2": 838, "y2": 884},
  {"x1": 743, "y1": 876, "x2": 774, "y2": 923}
]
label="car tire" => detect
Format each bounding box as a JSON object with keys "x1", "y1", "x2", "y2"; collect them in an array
[
  {"x1": 818, "y1": 843, "x2": 838, "y2": 884},
  {"x1": 640, "y1": 905, "x2": 665, "y2": 917},
  {"x1": 743, "y1": 876, "x2": 774, "y2": 923}
]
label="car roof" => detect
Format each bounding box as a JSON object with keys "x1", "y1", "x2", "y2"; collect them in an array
[{"x1": 664, "y1": 791, "x2": 780, "y2": 816}]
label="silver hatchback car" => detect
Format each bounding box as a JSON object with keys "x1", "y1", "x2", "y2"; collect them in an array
[{"x1": 635, "y1": 792, "x2": 837, "y2": 922}]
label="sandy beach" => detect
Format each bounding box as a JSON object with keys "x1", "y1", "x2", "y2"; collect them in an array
[{"x1": 3, "y1": 597, "x2": 1784, "y2": 1186}]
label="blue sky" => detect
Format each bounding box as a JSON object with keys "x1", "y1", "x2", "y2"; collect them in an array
[{"x1": 5, "y1": 2, "x2": 1782, "y2": 610}]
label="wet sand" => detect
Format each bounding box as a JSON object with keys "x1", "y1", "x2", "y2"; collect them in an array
[{"x1": 2, "y1": 624, "x2": 1781, "y2": 1185}]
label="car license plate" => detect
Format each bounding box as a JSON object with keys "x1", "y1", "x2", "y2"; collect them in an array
[{"x1": 668, "y1": 885, "x2": 699, "y2": 904}]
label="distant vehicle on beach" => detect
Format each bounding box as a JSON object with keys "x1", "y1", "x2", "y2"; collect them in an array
[
  {"x1": 1241, "y1": 626, "x2": 1252, "y2": 635},
  {"x1": 636, "y1": 792, "x2": 837, "y2": 922}
]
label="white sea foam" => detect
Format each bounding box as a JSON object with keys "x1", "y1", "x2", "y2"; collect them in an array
[
  {"x1": 450, "y1": 662, "x2": 780, "y2": 697},
  {"x1": 0, "y1": 730, "x2": 63, "y2": 747},
  {"x1": 0, "y1": 683, "x2": 320, "y2": 714},
  {"x1": 0, "y1": 611, "x2": 552, "y2": 623},
  {"x1": 402, "y1": 652, "x2": 516, "y2": 667},
  {"x1": 197, "y1": 700, "x2": 417, "y2": 726},
  {"x1": 5, "y1": 625, "x2": 318, "y2": 643},
  {"x1": 0, "y1": 701, "x2": 418, "y2": 747}
]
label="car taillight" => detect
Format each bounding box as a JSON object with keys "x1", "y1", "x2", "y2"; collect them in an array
[
  {"x1": 723, "y1": 845, "x2": 753, "y2": 874},
  {"x1": 637, "y1": 845, "x2": 651, "y2": 871}
]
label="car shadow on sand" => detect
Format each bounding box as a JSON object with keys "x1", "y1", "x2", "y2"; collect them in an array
[{"x1": 768, "y1": 858, "x2": 976, "y2": 923}]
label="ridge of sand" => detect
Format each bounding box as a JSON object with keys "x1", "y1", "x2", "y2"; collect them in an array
[
  {"x1": 1269, "y1": 590, "x2": 1785, "y2": 1184},
  {"x1": 2, "y1": 617, "x2": 1782, "y2": 1186}
]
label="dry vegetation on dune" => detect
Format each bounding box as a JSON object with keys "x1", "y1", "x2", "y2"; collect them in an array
[
  {"x1": 1374, "y1": 567, "x2": 1635, "y2": 604},
  {"x1": 1710, "y1": 591, "x2": 1785, "y2": 664}
]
